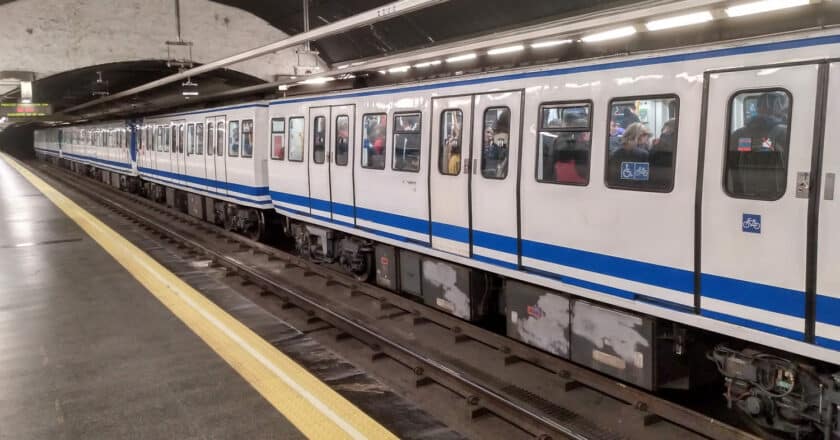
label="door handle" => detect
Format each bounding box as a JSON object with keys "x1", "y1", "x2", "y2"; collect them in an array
[{"x1": 826, "y1": 173, "x2": 836, "y2": 201}]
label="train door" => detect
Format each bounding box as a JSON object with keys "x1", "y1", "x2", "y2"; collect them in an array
[
  {"x1": 470, "y1": 91, "x2": 522, "y2": 267},
  {"x1": 816, "y1": 62, "x2": 840, "y2": 348},
  {"x1": 184, "y1": 123, "x2": 204, "y2": 191},
  {"x1": 430, "y1": 95, "x2": 473, "y2": 257},
  {"x1": 205, "y1": 117, "x2": 218, "y2": 193},
  {"x1": 177, "y1": 122, "x2": 187, "y2": 178},
  {"x1": 214, "y1": 117, "x2": 228, "y2": 196},
  {"x1": 700, "y1": 63, "x2": 820, "y2": 340},
  {"x1": 330, "y1": 105, "x2": 355, "y2": 225},
  {"x1": 308, "y1": 106, "x2": 331, "y2": 219}
]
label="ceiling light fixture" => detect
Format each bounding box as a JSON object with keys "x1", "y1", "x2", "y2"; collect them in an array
[
  {"x1": 414, "y1": 60, "x2": 442, "y2": 68},
  {"x1": 388, "y1": 65, "x2": 411, "y2": 73},
  {"x1": 725, "y1": 0, "x2": 809, "y2": 17},
  {"x1": 487, "y1": 44, "x2": 525, "y2": 55},
  {"x1": 299, "y1": 76, "x2": 334, "y2": 85},
  {"x1": 531, "y1": 39, "x2": 573, "y2": 49},
  {"x1": 645, "y1": 11, "x2": 714, "y2": 31},
  {"x1": 446, "y1": 53, "x2": 477, "y2": 63},
  {"x1": 581, "y1": 26, "x2": 637, "y2": 43}
]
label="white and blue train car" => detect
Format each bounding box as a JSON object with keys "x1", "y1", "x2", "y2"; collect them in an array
[
  {"x1": 136, "y1": 103, "x2": 272, "y2": 238},
  {"x1": 266, "y1": 29, "x2": 840, "y2": 434},
  {"x1": 33, "y1": 128, "x2": 62, "y2": 161}
]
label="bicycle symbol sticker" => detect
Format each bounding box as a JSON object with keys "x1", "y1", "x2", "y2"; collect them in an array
[
  {"x1": 620, "y1": 162, "x2": 650, "y2": 181},
  {"x1": 742, "y1": 214, "x2": 761, "y2": 234}
]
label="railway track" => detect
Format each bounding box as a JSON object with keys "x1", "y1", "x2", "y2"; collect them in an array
[{"x1": 30, "y1": 159, "x2": 763, "y2": 440}]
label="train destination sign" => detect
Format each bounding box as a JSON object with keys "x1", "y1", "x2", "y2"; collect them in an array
[{"x1": 0, "y1": 102, "x2": 52, "y2": 118}]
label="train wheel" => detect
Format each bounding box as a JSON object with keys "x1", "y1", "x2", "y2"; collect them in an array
[{"x1": 244, "y1": 209, "x2": 265, "y2": 242}]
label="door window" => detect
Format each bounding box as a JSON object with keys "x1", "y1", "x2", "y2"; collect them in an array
[
  {"x1": 313, "y1": 116, "x2": 326, "y2": 164},
  {"x1": 196, "y1": 123, "x2": 204, "y2": 155},
  {"x1": 725, "y1": 89, "x2": 792, "y2": 200},
  {"x1": 216, "y1": 121, "x2": 224, "y2": 156},
  {"x1": 537, "y1": 102, "x2": 592, "y2": 185},
  {"x1": 207, "y1": 122, "x2": 215, "y2": 156},
  {"x1": 335, "y1": 115, "x2": 349, "y2": 166},
  {"x1": 187, "y1": 124, "x2": 195, "y2": 154},
  {"x1": 481, "y1": 107, "x2": 511, "y2": 179},
  {"x1": 439, "y1": 110, "x2": 463, "y2": 176}
]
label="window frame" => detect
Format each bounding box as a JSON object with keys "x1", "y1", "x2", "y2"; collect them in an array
[
  {"x1": 391, "y1": 111, "x2": 422, "y2": 173},
  {"x1": 480, "y1": 106, "x2": 512, "y2": 180},
  {"x1": 240, "y1": 119, "x2": 254, "y2": 158},
  {"x1": 287, "y1": 117, "x2": 305, "y2": 162},
  {"x1": 207, "y1": 122, "x2": 215, "y2": 156},
  {"x1": 438, "y1": 108, "x2": 464, "y2": 176},
  {"x1": 722, "y1": 87, "x2": 793, "y2": 201},
  {"x1": 187, "y1": 123, "x2": 195, "y2": 155},
  {"x1": 312, "y1": 115, "x2": 327, "y2": 164},
  {"x1": 603, "y1": 93, "x2": 680, "y2": 193},
  {"x1": 334, "y1": 114, "x2": 350, "y2": 166},
  {"x1": 361, "y1": 112, "x2": 388, "y2": 170},
  {"x1": 216, "y1": 121, "x2": 225, "y2": 156},
  {"x1": 196, "y1": 122, "x2": 204, "y2": 155},
  {"x1": 270, "y1": 117, "x2": 286, "y2": 160},
  {"x1": 534, "y1": 100, "x2": 594, "y2": 186}
]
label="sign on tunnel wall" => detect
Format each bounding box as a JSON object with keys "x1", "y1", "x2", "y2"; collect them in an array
[{"x1": 0, "y1": 102, "x2": 51, "y2": 118}]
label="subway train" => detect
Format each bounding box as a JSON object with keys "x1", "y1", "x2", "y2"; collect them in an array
[{"x1": 34, "y1": 28, "x2": 840, "y2": 437}]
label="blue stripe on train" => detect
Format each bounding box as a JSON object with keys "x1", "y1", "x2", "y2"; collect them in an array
[
  {"x1": 64, "y1": 152, "x2": 132, "y2": 170},
  {"x1": 138, "y1": 166, "x2": 269, "y2": 197},
  {"x1": 701, "y1": 309, "x2": 804, "y2": 340},
  {"x1": 142, "y1": 174, "x2": 271, "y2": 206},
  {"x1": 817, "y1": 295, "x2": 840, "y2": 326},
  {"x1": 701, "y1": 274, "x2": 805, "y2": 318}
]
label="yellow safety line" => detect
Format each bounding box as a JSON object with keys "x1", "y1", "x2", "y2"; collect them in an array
[{"x1": 2, "y1": 154, "x2": 397, "y2": 440}]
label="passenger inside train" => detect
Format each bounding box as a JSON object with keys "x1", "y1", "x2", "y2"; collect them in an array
[
  {"x1": 482, "y1": 107, "x2": 510, "y2": 178},
  {"x1": 439, "y1": 110, "x2": 463, "y2": 176}
]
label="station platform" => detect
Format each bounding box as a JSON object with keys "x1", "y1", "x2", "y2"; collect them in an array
[{"x1": 0, "y1": 154, "x2": 398, "y2": 439}]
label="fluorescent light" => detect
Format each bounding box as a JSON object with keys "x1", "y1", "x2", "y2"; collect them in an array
[
  {"x1": 388, "y1": 65, "x2": 411, "y2": 73},
  {"x1": 487, "y1": 44, "x2": 524, "y2": 55},
  {"x1": 277, "y1": 85, "x2": 289, "y2": 91},
  {"x1": 414, "y1": 60, "x2": 442, "y2": 68},
  {"x1": 299, "y1": 77, "x2": 334, "y2": 85},
  {"x1": 645, "y1": 11, "x2": 714, "y2": 31},
  {"x1": 350, "y1": 61, "x2": 366, "y2": 67},
  {"x1": 181, "y1": 90, "x2": 199, "y2": 96},
  {"x1": 726, "y1": 0, "x2": 808, "y2": 17},
  {"x1": 378, "y1": 70, "x2": 387, "y2": 75},
  {"x1": 531, "y1": 39, "x2": 573, "y2": 49},
  {"x1": 446, "y1": 53, "x2": 477, "y2": 63},
  {"x1": 336, "y1": 64, "x2": 350, "y2": 69},
  {"x1": 581, "y1": 26, "x2": 637, "y2": 43}
]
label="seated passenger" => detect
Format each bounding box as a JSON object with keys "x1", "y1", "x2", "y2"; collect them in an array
[
  {"x1": 552, "y1": 134, "x2": 587, "y2": 184},
  {"x1": 729, "y1": 93, "x2": 788, "y2": 153},
  {"x1": 608, "y1": 120, "x2": 625, "y2": 154}
]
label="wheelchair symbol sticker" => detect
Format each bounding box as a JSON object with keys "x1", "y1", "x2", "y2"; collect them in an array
[
  {"x1": 620, "y1": 162, "x2": 649, "y2": 181},
  {"x1": 742, "y1": 214, "x2": 761, "y2": 234}
]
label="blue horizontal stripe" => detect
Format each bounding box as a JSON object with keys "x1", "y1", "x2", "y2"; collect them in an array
[
  {"x1": 816, "y1": 295, "x2": 840, "y2": 326},
  {"x1": 474, "y1": 230, "x2": 517, "y2": 254},
  {"x1": 332, "y1": 201, "x2": 354, "y2": 218},
  {"x1": 270, "y1": 190, "x2": 310, "y2": 208},
  {"x1": 64, "y1": 152, "x2": 131, "y2": 170},
  {"x1": 525, "y1": 266, "x2": 636, "y2": 301},
  {"x1": 309, "y1": 197, "x2": 331, "y2": 213},
  {"x1": 271, "y1": 35, "x2": 840, "y2": 106},
  {"x1": 522, "y1": 239, "x2": 694, "y2": 294},
  {"x1": 139, "y1": 166, "x2": 268, "y2": 197},
  {"x1": 143, "y1": 174, "x2": 270, "y2": 206},
  {"x1": 356, "y1": 206, "x2": 429, "y2": 236},
  {"x1": 432, "y1": 221, "x2": 468, "y2": 243},
  {"x1": 701, "y1": 309, "x2": 803, "y2": 340},
  {"x1": 816, "y1": 337, "x2": 840, "y2": 351},
  {"x1": 359, "y1": 226, "x2": 430, "y2": 246},
  {"x1": 701, "y1": 274, "x2": 804, "y2": 318}
]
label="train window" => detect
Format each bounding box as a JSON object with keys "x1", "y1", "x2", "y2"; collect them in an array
[
  {"x1": 241, "y1": 119, "x2": 254, "y2": 158},
  {"x1": 481, "y1": 107, "x2": 511, "y2": 179},
  {"x1": 229, "y1": 120, "x2": 240, "y2": 157},
  {"x1": 271, "y1": 118, "x2": 285, "y2": 160},
  {"x1": 361, "y1": 113, "x2": 386, "y2": 170},
  {"x1": 196, "y1": 123, "x2": 204, "y2": 155},
  {"x1": 725, "y1": 89, "x2": 792, "y2": 200},
  {"x1": 216, "y1": 121, "x2": 224, "y2": 156},
  {"x1": 439, "y1": 110, "x2": 463, "y2": 176},
  {"x1": 313, "y1": 116, "x2": 326, "y2": 164},
  {"x1": 187, "y1": 124, "x2": 195, "y2": 155},
  {"x1": 288, "y1": 117, "x2": 305, "y2": 162},
  {"x1": 165, "y1": 126, "x2": 171, "y2": 153},
  {"x1": 605, "y1": 95, "x2": 679, "y2": 192},
  {"x1": 207, "y1": 123, "x2": 215, "y2": 156},
  {"x1": 335, "y1": 115, "x2": 349, "y2": 166},
  {"x1": 392, "y1": 112, "x2": 421, "y2": 172},
  {"x1": 536, "y1": 102, "x2": 592, "y2": 185}
]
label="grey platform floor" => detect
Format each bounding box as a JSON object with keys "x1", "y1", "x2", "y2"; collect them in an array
[{"x1": 0, "y1": 157, "x2": 304, "y2": 439}]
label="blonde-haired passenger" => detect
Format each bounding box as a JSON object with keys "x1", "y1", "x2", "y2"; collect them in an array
[{"x1": 608, "y1": 122, "x2": 651, "y2": 183}]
